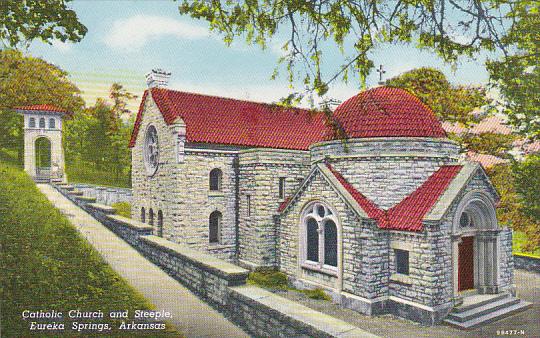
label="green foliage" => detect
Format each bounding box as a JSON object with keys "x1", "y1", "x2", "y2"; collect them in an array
[
  {"x1": 0, "y1": 0, "x2": 87, "y2": 49},
  {"x1": 301, "y1": 288, "x2": 332, "y2": 301},
  {"x1": 179, "y1": 1, "x2": 510, "y2": 99},
  {"x1": 0, "y1": 160, "x2": 176, "y2": 337},
  {"x1": 512, "y1": 154, "x2": 540, "y2": 221},
  {"x1": 486, "y1": 163, "x2": 540, "y2": 252},
  {"x1": 460, "y1": 132, "x2": 517, "y2": 158},
  {"x1": 513, "y1": 231, "x2": 540, "y2": 256},
  {"x1": 247, "y1": 270, "x2": 331, "y2": 301},
  {"x1": 0, "y1": 49, "x2": 84, "y2": 161},
  {"x1": 247, "y1": 270, "x2": 289, "y2": 290},
  {"x1": 65, "y1": 160, "x2": 131, "y2": 188},
  {"x1": 112, "y1": 202, "x2": 131, "y2": 219},
  {"x1": 386, "y1": 68, "x2": 488, "y2": 125},
  {"x1": 486, "y1": 1, "x2": 540, "y2": 140}
]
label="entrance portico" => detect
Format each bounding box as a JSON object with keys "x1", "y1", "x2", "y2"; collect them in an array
[{"x1": 452, "y1": 190, "x2": 501, "y2": 302}]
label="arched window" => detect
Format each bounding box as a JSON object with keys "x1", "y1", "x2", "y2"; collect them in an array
[
  {"x1": 141, "y1": 207, "x2": 146, "y2": 223},
  {"x1": 49, "y1": 118, "x2": 55, "y2": 129},
  {"x1": 29, "y1": 117, "x2": 36, "y2": 128},
  {"x1": 302, "y1": 202, "x2": 339, "y2": 271},
  {"x1": 157, "y1": 210, "x2": 163, "y2": 237},
  {"x1": 324, "y1": 220, "x2": 338, "y2": 266},
  {"x1": 149, "y1": 208, "x2": 154, "y2": 226},
  {"x1": 209, "y1": 168, "x2": 222, "y2": 191},
  {"x1": 306, "y1": 218, "x2": 319, "y2": 262},
  {"x1": 39, "y1": 117, "x2": 46, "y2": 128},
  {"x1": 209, "y1": 211, "x2": 222, "y2": 243}
]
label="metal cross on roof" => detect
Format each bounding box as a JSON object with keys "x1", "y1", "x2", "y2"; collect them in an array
[{"x1": 377, "y1": 64, "x2": 386, "y2": 85}]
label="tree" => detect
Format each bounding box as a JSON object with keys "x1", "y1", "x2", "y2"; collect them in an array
[
  {"x1": 178, "y1": 0, "x2": 512, "y2": 102},
  {"x1": 0, "y1": 0, "x2": 87, "y2": 49},
  {"x1": 487, "y1": 163, "x2": 539, "y2": 252},
  {"x1": 0, "y1": 49, "x2": 84, "y2": 162},
  {"x1": 385, "y1": 68, "x2": 488, "y2": 125},
  {"x1": 110, "y1": 83, "x2": 138, "y2": 122},
  {"x1": 486, "y1": 1, "x2": 539, "y2": 140},
  {"x1": 513, "y1": 154, "x2": 540, "y2": 222}
]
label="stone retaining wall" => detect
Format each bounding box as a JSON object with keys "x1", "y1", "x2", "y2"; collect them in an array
[
  {"x1": 53, "y1": 183, "x2": 377, "y2": 338},
  {"x1": 73, "y1": 183, "x2": 132, "y2": 206},
  {"x1": 514, "y1": 254, "x2": 540, "y2": 273}
]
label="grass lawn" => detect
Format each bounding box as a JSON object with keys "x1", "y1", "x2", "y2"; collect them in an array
[{"x1": 0, "y1": 159, "x2": 177, "y2": 336}]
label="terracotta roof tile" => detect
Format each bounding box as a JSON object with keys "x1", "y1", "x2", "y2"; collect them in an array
[
  {"x1": 14, "y1": 104, "x2": 70, "y2": 114},
  {"x1": 129, "y1": 86, "x2": 449, "y2": 149},
  {"x1": 129, "y1": 88, "x2": 327, "y2": 149},
  {"x1": 326, "y1": 163, "x2": 462, "y2": 231},
  {"x1": 332, "y1": 87, "x2": 447, "y2": 139}
]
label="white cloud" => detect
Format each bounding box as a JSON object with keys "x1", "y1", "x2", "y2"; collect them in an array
[{"x1": 104, "y1": 15, "x2": 210, "y2": 50}]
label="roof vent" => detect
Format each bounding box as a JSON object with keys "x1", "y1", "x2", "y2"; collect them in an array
[{"x1": 145, "y1": 68, "x2": 171, "y2": 88}]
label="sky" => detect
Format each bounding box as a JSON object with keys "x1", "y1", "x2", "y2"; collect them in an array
[{"x1": 27, "y1": 0, "x2": 502, "y2": 112}]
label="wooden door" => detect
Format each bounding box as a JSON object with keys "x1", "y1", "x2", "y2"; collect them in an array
[{"x1": 458, "y1": 236, "x2": 475, "y2": 291}]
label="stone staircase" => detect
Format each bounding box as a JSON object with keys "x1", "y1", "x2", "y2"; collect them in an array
[{"x1": 444, "y1": 292, "x2": 532, "y2": 329}]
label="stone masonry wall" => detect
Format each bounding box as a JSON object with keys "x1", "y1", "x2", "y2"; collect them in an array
[
  {"x1": 279, "y1": 169, "x2": 367, "y2": 296},
  {"x1": 131, "y1": 93, "x2": 181, "y2": 242},
  {"x1": 310, "y1": 137, "x2": 460, "y2": 163},
  {"x1": 387, "y1": 227, "x2": 453, "y2": 308},
  {"x1": 56, "y1": 183, "x2": 375, "y2": 337},
  {"x1": 311, "y1": 138, "x2": 460, "y2": 210},
  {"x1": 131, "y1": 93, "x2": 237, "y2": 260},
  {"x1": 329, "y1": 156, "x2": 453, "y2": 210},
  {"x1": 73, "y1": 183, "x2": 132, "y2": 206},
  {"x1": 238, "y1": 149, "x2": 310, "y2": 268}
]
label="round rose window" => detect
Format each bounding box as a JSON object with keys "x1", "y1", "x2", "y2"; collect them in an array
[{"x1": 144, "y1": 125, "x2": 159, "y2": 175}]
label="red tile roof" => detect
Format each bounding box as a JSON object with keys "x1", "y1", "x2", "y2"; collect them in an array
[
  {"x1": 332, "y1": 87, "x2": 447, "y2": 139},
  {"x1": 14, "y1": 104, "x2": 70, "y2": 114},
  {"x1": 129, "y1": 88, "x2": 328, "y2": 149},
  {"x1": 129, "y1": 86, "x2": 450, "y2": 149},
  {"x1": 326, "y1": 163, "x2": 462, "y2": 231}
]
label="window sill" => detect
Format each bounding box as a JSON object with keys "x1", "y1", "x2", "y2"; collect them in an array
[
  {"x1": 301, "y1": 263, "x2": 338, "y2": 277},
  {"x1": 390, "y1": 273, "x2": 412, "y2": 285},
  {"x1": 208, "y1": 191, "x2": 225, "y2": 197}
]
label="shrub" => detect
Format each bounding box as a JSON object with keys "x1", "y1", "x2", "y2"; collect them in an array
[
  {"x1": 112, "y1": 202, "x2": 131, "y2": 218},
  {"x1": 301, "y1": 288, "x2": 332, "y2": 301},
  {"x1": 247, "y1": 270, "x2": 289, "y2": 290}
]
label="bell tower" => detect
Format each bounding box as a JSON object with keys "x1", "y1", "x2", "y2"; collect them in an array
[{"x1": 14, "y1": 105, "x2": 69, "y2": 183}]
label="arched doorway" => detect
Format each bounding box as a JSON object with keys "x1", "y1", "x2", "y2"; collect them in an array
[
  {"x1": 35, "y1": 137, "x2": 51, "y2": 180},
  {"x1": 452, "y1": 191, "x2": 500, "y2": 296}
]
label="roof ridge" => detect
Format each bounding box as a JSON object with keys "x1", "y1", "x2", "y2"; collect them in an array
[{"x1": 150, "y1": 87, "x2": 314, "y2": 113}]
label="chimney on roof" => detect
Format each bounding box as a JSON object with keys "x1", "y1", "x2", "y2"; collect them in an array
[{"x1": 145, "y1": 68, "x2": 171, "y2": 88}]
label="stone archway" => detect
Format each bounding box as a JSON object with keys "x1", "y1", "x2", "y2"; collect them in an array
[
  {"x1": 35, "y1": 137, "x2": 51, "y2": 179},
  {"x1": 452, "y1": 190, "x2": 500, "y2": 297}
]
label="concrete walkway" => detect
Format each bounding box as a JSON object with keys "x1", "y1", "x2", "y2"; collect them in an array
[{"x1": 38, "y1": 184, "x2": 249, "y2": 338}]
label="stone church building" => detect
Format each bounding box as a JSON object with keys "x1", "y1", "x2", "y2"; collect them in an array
[{"x1": 129, "y1": 70, "x2": 519, "y2": 325}]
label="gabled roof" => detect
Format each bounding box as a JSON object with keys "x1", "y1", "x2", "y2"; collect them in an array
[
  {"x1": 425, "y1": 162, "x2": 499, "y2": 221},
  {"x1": 278, "y1": 163, "x2": 370, "y2": 218},
  {"x1": 129, "y1": 88, "x2": 328, "y2": 150},
  {"x1": 129, "y1": 86, "x2": 452, "y2": 150},
  {"x1": 14, "y1": 104, "x2": 71, "y2": 115},
  {"x1": 280, "y1": 162, "x2": 464, "y2": 232}
]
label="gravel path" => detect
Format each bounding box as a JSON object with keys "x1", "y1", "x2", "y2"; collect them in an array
[{"x1": 275, "y1": 271, "x2": 539, "y2": 337}]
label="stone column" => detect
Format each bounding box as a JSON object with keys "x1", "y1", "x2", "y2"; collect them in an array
[
  {"x1": 476, "y1": 230, "x2": 500, "y2": 294},
  {"x1": 451, "y1": 235, "x2": 463, "y2": 305}
]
